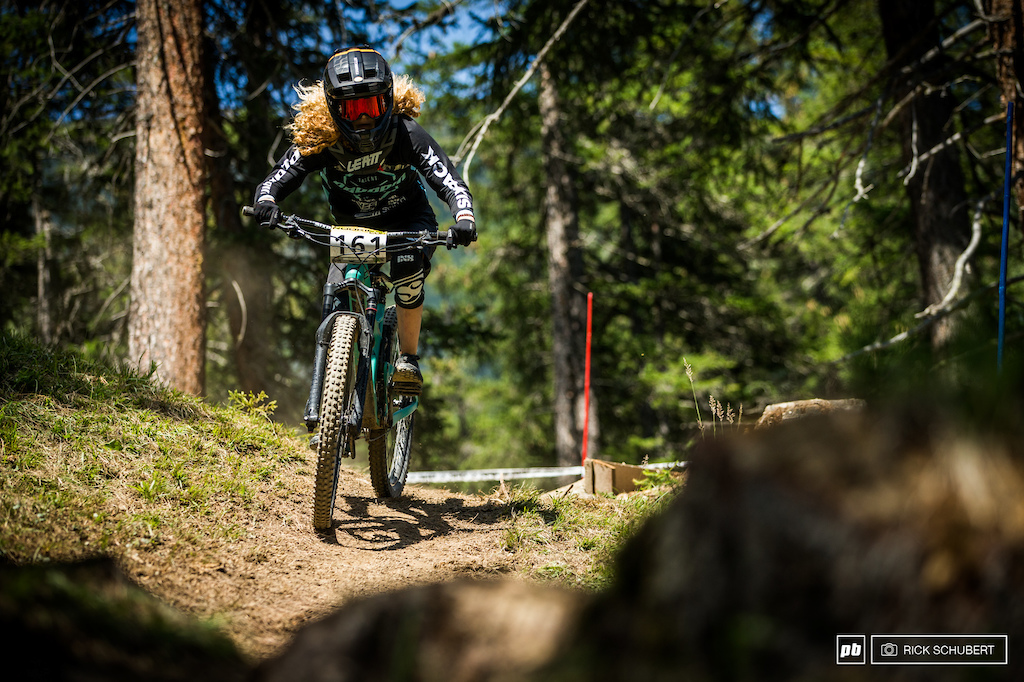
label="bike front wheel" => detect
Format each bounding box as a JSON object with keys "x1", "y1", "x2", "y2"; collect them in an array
[
  {"x1": 368, "y1": 307, "x2": 414, "y2": 498},
  {"x1": 312, "y1": 314, "x2": 359, "y2": 531}
]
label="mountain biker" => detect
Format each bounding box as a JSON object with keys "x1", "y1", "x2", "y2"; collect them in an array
[{"x1": 252, "y1": 46, "x2": 476, "y2": 401}]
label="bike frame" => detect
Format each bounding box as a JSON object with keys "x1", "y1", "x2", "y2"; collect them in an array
[{"x1": 304, "y1": 262, "x2": 418, "y2": 442}]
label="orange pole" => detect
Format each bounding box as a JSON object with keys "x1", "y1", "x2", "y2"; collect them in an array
[{"x1": 582, "y1": 292, "x2": 593, "y2": 464}]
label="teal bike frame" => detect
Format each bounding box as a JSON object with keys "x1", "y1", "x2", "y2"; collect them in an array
[{"x1": 304, "y1": 262, "x2": 418, "y2": 438}]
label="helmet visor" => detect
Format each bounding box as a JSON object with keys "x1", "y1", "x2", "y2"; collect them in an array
[{"x1": 334, "y1": 94, "x2": 386, "y2": 122}]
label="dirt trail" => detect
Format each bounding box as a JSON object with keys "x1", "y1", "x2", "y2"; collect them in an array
[{"x1": 122, "y1": 462, "x2": 517, "y2": 661}]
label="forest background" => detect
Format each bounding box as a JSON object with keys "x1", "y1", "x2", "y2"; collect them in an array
[{"x1": 3, "y1": 0, "x2": 1023, "y2": 477}]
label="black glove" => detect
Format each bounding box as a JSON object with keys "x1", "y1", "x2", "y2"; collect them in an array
[
  {"x1": 254, "y1": 201, "x2": 281, "y2": 230},
  {"x1": 451, "y1": 219, "x2": 477, "y2": 247}
]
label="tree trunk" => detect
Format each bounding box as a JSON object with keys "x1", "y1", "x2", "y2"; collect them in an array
[
  {"x1": 986, "y1": 0, "x2": 1024, "y2": 213},
  {"x1": 878, "y1": 0, "x2": 972, "y2": 350},
  {"x1": 33, "y1": 194, "x2": 55, "y2": 345},
  {"x1": 129, "y1": 0, "x2": 208, "y2": 394},
  {"x1": 539, "y1": 63, "x2": 599, "y2": 466}
]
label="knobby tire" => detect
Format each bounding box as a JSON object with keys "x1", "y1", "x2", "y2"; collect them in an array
[
  {"x1": 368, "y1": 307, "x2": 414, "y2": 498},
  {"x1": 312, "y1": 315, "x2": 359, "y2": 531}
]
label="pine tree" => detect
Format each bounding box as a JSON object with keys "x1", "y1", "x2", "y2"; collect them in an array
[{"x1": 129, "y1": 0, "x2": 209, "y2": 393}]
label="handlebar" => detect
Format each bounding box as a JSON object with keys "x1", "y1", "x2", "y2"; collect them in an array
[{"x1": 241, "y1": 205, "x2": 470, "y2": 251}]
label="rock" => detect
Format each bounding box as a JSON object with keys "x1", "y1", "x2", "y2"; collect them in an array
[
  {"x1": 755, "y1": 398, "x2": 866, "y2": 429},
  {"x1": 0, "y1": 557, "x2": 247, "y2": 682},
  {"x1": 252, "y1": 579, "x2": 583, "y2": 682}
]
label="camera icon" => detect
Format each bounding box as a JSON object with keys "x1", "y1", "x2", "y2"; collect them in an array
[{"x1": 881, "y1": 642, "x2": 898, "y2": 657}]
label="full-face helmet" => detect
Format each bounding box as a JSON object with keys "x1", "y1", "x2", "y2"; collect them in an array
[{"x1": 323, "y1": 47, "x2": 394, "y2": 154}]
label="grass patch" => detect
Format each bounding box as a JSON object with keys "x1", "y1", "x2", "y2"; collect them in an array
[
  {"x1": 0, "y1": 331, "x2": 308, "y2": 566},
  {"x1": 498, "y1": 481, "x2": 682, "y2": 591}
]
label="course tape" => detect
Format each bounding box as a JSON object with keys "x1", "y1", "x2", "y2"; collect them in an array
[{"x1": 405, "y1": 461, "x2": 686, "y2": 485}]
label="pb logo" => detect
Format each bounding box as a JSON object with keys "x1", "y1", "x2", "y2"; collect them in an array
[
  {"x1": 841, "y1": 643, "x2": 862, "y2": 658},
  {"x1": 836, "y1": 635, "x2": 867, "y2": 665}
]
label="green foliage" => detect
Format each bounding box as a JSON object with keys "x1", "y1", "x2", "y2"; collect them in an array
[
  {"x1": 0, "y1": 232, "x2": 41, "y2": 270},
  {"x1": 422, "y1": 0, "x2": 832, "y2": 465},
  {"x1": 635, "y1": 467, "x2": 682, "y2": 492},
  {"x1": 0, "y1": 333, "x2": 300, "y2": 564},
  {"x1": 415, "y1": 355, "x2": 553, "y2": 473},
  {"x1": 499, "y1": 483, "x2": 679, "y2": 591},
  {"x1": 0, "y1": 1, "x2": 135, "y2": 345},
  {"x1": 226, "y1": 390, "x2": 278, "y2": 421},
  {"x1": 0, "y1": 330, "x2": 159, "y2": 405}
]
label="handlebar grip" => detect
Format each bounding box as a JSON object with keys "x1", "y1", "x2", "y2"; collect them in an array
[{"x1": 241, "y1": 205, "x2": 255, "y2": 217}]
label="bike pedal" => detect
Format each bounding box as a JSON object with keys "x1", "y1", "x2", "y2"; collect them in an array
[{"x1": 389, "y1": 380, "x2": 422, "y2": 396}]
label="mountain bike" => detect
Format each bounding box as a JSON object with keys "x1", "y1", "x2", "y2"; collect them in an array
[{"x1": 243, "y1": 206, "x2": 465, "y2": 531}]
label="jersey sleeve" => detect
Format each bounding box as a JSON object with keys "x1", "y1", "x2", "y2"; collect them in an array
[
  {"x1": 253, "y1": 145, "x2": 329, "y2": 205},
  {"x1": 406, "y1": 121, "x2": 475, "y2": 224}
]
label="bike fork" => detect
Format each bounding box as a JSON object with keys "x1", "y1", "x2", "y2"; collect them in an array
[
  {"x1": 347, "y1": 287, "x2": 380, "y2": 431},
  {"x1": 303, "y1": 282, "x2": 344, "y2": 431},
  {"x1": 303, "y1": 280, "x2": 379, "y2": 434}
]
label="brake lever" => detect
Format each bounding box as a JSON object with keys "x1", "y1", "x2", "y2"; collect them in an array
[{"x1": 277, "y1": 215, "x2": 301, "y2": 239}]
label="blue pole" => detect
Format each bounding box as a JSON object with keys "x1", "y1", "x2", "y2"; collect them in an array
[{"x1": 999, "y1": 101, "x2": 1014, "y2": 373}]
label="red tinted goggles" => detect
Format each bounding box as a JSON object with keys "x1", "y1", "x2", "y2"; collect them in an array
[{"x1": 335, "y1": 95, "x2": 386, "y2": 122}]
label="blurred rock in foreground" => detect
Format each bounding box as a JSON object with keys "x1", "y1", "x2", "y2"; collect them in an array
[
  {"x1": 253, "y1": 579, "x2": 583, "y2": 682},
  {"x1": 1, "y1": 557, "x2": 247, "y2": 682}
]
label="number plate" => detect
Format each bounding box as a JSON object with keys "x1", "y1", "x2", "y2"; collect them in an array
[{"x1": 330, "y1": 227, "x2": 389, "y2": 263}]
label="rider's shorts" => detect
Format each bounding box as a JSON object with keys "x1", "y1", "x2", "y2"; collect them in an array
[{"x1": 327, "y1": 208, "x2": 436, "y2": 309}]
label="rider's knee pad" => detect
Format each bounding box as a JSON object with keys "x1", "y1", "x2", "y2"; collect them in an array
[{"x1": 393, "y1": 270, "x2": 426, "y2": 308}]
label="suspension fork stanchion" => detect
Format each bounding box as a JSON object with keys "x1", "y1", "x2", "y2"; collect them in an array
[
  {"x1": 303, "y1": 281, "x2": 344, "y2": 430},
  {"x1": 346, "y1": 282, "x2": 379, "y2": 431}
]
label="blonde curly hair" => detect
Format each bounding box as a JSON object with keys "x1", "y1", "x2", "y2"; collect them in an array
[{"x1": 286, "y1": 74, "x2": 425, "y2": 156}]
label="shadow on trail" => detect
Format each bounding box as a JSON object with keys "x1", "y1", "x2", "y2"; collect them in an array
[{"x1": 324, "y1": 494, "x2": 509, "y2": 551}]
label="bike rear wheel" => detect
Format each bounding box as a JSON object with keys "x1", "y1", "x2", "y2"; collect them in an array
[
  {"x1": 368, "y1": 413, "x2": 414, "y2": 498},
  {"x1": 312, "y1": 315, "x2": 359, "y2": 531},
  {"x1": 368, "y1": 307, "x2": 414, "y2": 498}
]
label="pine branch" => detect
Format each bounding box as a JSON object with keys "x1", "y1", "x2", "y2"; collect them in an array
[
  {"x1": 391, "y1": 1, "x2": 465, "y2": 61},
  {"x1": 835, "y1": 274, "x2": 1024, "y2": 364},
  {"x1": 454, "y1": 0, "x2": 592, "y2": 179},
  {"x1": 916, "y1": 198, "x2": 987, "y2": 318},
  {"x1": 898, "y1": 112, "x2": 1007, "y2": 178}
]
